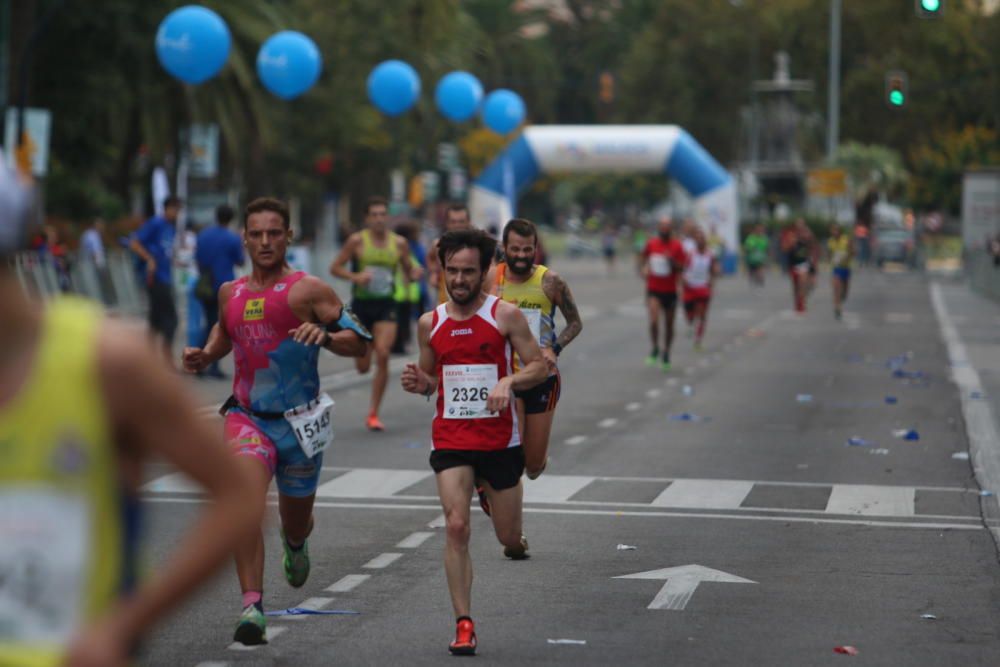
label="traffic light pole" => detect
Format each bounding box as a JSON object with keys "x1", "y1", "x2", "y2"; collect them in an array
[{"x1": 826, "y1": 0, "x2": 841, "y2": 162}]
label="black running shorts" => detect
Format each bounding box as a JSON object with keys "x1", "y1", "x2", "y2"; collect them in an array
[
  {"x1": 351, "y1": 298, "x2": 397, "y2": 331},
  {"x1": 430, "y1": 446, "x2": 525, "y2": 491},
  {"x1": 514, "y1": 373, "x2": 561, "y2": 415},
  {"x1": 647, "y1": 289, "x2": 677, "y2": 311}
]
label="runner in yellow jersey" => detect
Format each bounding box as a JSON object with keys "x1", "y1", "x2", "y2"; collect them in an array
[
  {"x1": 487, "y1": 218, "x2": 583, "y2": 484},
  {"x1": 427, "y1": 203, "x2": 474, "y2": 306},
  {"x1": 827, "y1": 223, "x2": 855, "y2": 320},
  {"x1": 0, "y1": 165, "x2": 259, "y2": 667},
  {"x1": 330, "y1": 196, "x2": 417, "y2": 431}
]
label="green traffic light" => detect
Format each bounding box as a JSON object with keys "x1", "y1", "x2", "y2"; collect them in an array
[
  {"x1": 920, "y1": 0, "x2": 941, "y2": 11},
  {"x1": 889, "y1": 90, "x2": 905, "y2": 106}
]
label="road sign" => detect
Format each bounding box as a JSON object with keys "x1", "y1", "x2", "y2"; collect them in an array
[
  {"x1": 4, "y1": 107, "x2": 51, "y2": 176},
  {"x1": 807, "y1": 168, "x2": 847, "y2": 196},
  {"x1": 614, "y1": 564, "x2": 757, "y2": 611}
]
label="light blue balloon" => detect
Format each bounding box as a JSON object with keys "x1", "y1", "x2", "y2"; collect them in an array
[
  {"x1": 435, "y1": 71, "x2": 484, "y2": 122},
  {"x1": 367, "y1": 60, "x2": 421, "y2": 117},
  {"x1": 155, "y1": 5, "x2": 231, "y2": 84},
  {"x1": 257, "y1": 31, "x2": 323, "y2": 100},
  {"x1": 482, "y1": 89, "x2": 526, "y2": 135}
]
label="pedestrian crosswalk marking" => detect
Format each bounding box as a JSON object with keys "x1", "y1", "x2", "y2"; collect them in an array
[
  {"x1": 143, "y1": 468, "x2": 976, "y2": 520},
  {"x1": 651, "y1": 480, "x2": 755, "y2": 509},
  {"x1": 825, "y1": 484, "x2": 915, "y2": 517}
]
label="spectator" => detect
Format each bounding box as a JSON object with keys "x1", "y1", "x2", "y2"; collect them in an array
[
  {"x1": 130, "y1": 195, "x2": 181, "y2": 366},
  {"x1": 194, "y1": 203, "x2": 244, "y2": 377},
  {"x1": 81, "y1": 218, "x2": 115, "y2": 305}
]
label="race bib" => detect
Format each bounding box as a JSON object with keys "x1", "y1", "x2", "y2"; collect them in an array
[
  {"x1": 443, "y1": 364, "x2": 499, "y2": 419},
  {"x1": 366, "y1": 266, "x2": 394, "y2": 297},
  {"x1": 793, "y1": 262, "x2": 811, "y2": 275},
  {"x1": 284, "y1": 393, "x2": 335, "y2": 458},
  {"x1": 520, "y1": 308, "x2": 542, "y2": 342},
  {"x1": 0, "y1": 488, "x2": 89, "y2": 644},
  {"x1": 649, "y1": 254, "x2": 671, "y2": 277},
  {"x1": 686, "y1": 260, "x2": 710, "y2": 287}
]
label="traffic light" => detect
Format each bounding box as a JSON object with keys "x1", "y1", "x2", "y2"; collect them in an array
[
  {"x1": 885, "y1": 70, "x2": 908, "y2": 108},
  {"x1": 915, "y1": 0, "x2": 944, "y2": 18}
]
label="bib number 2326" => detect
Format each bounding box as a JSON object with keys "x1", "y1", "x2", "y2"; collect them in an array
[
  {"x1": 443, "y1": 364, "x2": 499, "y2": 419},
  {"x1": 285, "y1": 393, "x2": 335, "y2": 458}
]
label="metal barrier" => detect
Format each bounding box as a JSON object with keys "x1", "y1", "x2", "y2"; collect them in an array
[
  {"x1": 968, "y1": 250, "x2": 1000, "y2": 302},
  {"x1": 11, "y1": 249, "x2": 147, "y2": 316}
]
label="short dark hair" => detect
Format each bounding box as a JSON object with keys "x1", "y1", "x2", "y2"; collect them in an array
[
  {"x1": 216, "y1": 204, "x2": 234, "y2": 225},
  {"x1": 365, "y1": 196, "x2": 388, "y2": 215},
  {"x1": 163, "y1": 195, "x2": 183, "y2": 209},
  {"x1": 244, "y1": 197, "x2": 290, "y2": 229},
  {"x1": 438, "y1": 229, "x2": 496, "y2": 274},
  {"x1": 445, "y1": 203, "x2": 469, "y2": 217},
  {"x1": 502, "y1": 218, "x2": 537, "y2": 246}
]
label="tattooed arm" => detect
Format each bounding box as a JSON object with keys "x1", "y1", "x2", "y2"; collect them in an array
[{"x1": 542, "y1": 269, "x2": 583, "y2": 358}]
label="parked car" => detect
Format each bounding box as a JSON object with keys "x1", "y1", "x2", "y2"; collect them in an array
[{"x1": 873, "y1": 225, "x2": 917, "y2": 268}]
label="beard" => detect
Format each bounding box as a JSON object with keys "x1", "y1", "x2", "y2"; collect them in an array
[
  {"x1": 507, "y1": 256, "x2": 533, "y2": 275},
  {"x1": 447, "y1": 277, "x2": 484, "y2": 305}
]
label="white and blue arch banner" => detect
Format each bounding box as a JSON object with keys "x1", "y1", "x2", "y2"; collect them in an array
[{"x1": 469, "y1": 125, "x2": 739, "y2": 249}]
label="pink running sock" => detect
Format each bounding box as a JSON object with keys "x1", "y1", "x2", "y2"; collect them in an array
[{"x1": 242, "y1": 591, "x2": 262, "y2": 609}]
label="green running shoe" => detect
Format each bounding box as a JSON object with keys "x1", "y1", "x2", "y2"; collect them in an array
[
  {"x1": 645, "y1": 354, "x2": 659, "y2": 367},
  {"x1": 660, "y1": 360, "x2": 672, "y2": 372},
  {"x1": 281, "y1": 529, "x2": 310, "y2": 588},
  {"x1": 233, "y1": 605, "x2": 267, "y2": 646}
]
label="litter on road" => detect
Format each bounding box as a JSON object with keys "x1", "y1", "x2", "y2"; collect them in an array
[
  {"x1": 920, "y1": 614, "x2": 938, "y2": 620},
  {"x1": 682, "y1": 385, "x2": 694, "y2": 396},
  {"x1": 846, "y1": 437, "x2": 873, "y2": 447},
  {"x1": 892, "y1": 429, "x2": 920, "y2": 441},
  {"x1": 264, "y1": 608, "x2": 360, "y2": 617},
  {"x1": 869, "y1": 448, "x2": 890, "y2": 456},
  {"x1": 670, "y1": 413, "x2": 710, "y2": 422},
  {"x1": 547, "y1": 639, "x2": 588, "y2": 646},
  {"x1": 952, "y1": 452, "x2": 970, "y2": 460},
  {"x1": 885, "y1": 396, "x2": 898, "y2": 404},
  {"x1": 833, "y1": 646, "x2": 859, "y2": 656},
  {"x1": 616, "y1": 544, "x2": 638, "y2": 551},
  {"x1": 796, "y1": 394, "x2": 813, "y2": 403}
]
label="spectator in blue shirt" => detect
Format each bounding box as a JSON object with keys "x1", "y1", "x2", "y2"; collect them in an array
[
  {"x1": 130, "y1": 196, "x2": 181, "y2": 364},
  {"x1": 194, "y1": 204, "x2": 244, "y2": 378}
]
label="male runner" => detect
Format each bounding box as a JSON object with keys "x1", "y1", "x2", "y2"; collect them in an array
[
  {"x1": 490, "y1": 218, "x2": 583, "y2": 480},
  {"x1": 401, "y1": 229, "x2": 547, "y2": 656},
  {"x1": 781, "y1": 218, "x2": 819, "y2": 313},
  {"x1": 0, "y1": 165, "x2": 261, "y2": 666},
  {"x1": 743, "y1": 223, "x2": 769, "y2": 286},
  {"x1": 183, "y1": 197, "x2": 372, "y2": 646},
  {"x1": 639, "y1": 216, "x2": 688, "y2": 370},
  {"x1": 682, "y1": 228, "x2": 719, "y2": 351},
  {"x1": 426, "y1": 203, "x2": 473, "y2": 305},
  {"x1": 330, "y1": 196, "x2": 415, "y2": 431},
  {"x1": 828, "y1": 223, "x2": 854, "y2": 320}
]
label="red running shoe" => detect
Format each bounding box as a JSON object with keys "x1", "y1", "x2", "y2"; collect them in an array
[
  {"x1": 476, "y1": 485, "x2": 491, "y2": 516},
  {"x1": 366, "y1": 413, "x2": 385, "y2": 431},
  {"x1": 449, "y1": 617, "x2": 477, "y2": 656}
]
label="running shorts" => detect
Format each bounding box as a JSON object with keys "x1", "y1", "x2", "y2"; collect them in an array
[
  {"x1": 351, "y1": 298, "x2": 398, "y2": 331},
  {"x1": 514, "y1": 373, "x2": 561, "y2": 415},
  {"x1": 646, "y1": 289, "x2": 677, "y2": 311},
  {"x1": 224, "y1": 409, "x2": 323, "y2": 497},
  {"x1": 833, "y1": 267, "x2": 851, "y2": 282},
  {"x1": 683, "y1": 295, "x2": 711, "y2": 317},
  {"x1": 429, "y1": 446, "x2": 525, "y2": 491}
]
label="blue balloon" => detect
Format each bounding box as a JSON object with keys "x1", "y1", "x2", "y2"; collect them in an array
[
  {"x1": 435, "y1": 71, "x2": 484, "y2": 122},
  {"x1": 155, "y1": 6, "x2": 231, "y2": 84},
  {"x1": 482, "y1": 89, "x2": 526, "y2": 135},
  {"x1": 257, "y1": 31, "x2": 323, "y2": 100},
  {"x1": 367, "y1": 60, "x2": 421, "y2": 117}
]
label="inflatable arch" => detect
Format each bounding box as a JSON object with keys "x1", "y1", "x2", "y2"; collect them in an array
[{"x1": 469, "y1": 125, "x2": 739, "y2": 250}]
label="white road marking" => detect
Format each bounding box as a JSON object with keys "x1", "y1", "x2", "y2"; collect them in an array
[
  {"x1": 523, "y1": 475, "x2": 595, "y2": 503},
  {"x1": 722, "y1": 308, "x2": 756, "y2": 319},
  {"x1": 885, "y1": 312, "x2": 914, "y2": 324},
  {"x1": 148, "y1": 497, "x2": 980, "y2": 530},
  {"x1": 316, "y1": 469, "x2": 432, "y2": 498},
  {"x1": 615, "y1": 565, "x2": 756, "y2": 611},
  {"x1": 626, "y1": 402, "x2": 642, "y2": 412},
  {"x1": 282, "y1": 597, "x2": 334, "y2": 622},
  {"x1": 932, "y1": 283, "x2": 1000, "y2": 532},
  {"x1": 396, "y1": 531, "x2": 434, "y2": 549},
  {"x1": 142, "y1": 472, "x2": 201, "y2": 493},
  {"x1": 363, "y1": 552, "x2": 403, "y2": 569},
  {"x1": 195, "y1": 662, "x2": 230, "y2": 667},
  {"x1": 228, "y1": 626, "x2": 286, "y2": 650},
  {"x1": 598, "y1": 418, "x2": 619, "y2": 428},
  {"x1": 646, "y1": 389, "x2": 662, "y2": 399},
  {"x1": 651, "y1": 480, "x2": 754, "y2": 510},
  {"x1": 565, "y1": 435, "x2": 588, "y2": 446},
  {"x1": 825, "y1": 484, "x2": 915, "y2": 516},
  {"x1": 325, "y1": 574, "x2": 370, "y2": 593},
  {"x1": 428, "y1": 514, "x2": 447, "y2": 528}
]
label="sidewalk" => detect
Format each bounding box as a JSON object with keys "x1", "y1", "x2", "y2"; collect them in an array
[{"x1": 931, "y1": 277, "x2": 1000, "y2": 544}]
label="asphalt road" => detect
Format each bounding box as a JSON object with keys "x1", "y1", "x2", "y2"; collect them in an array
[{"x1": 140, "y1": 258, "x2": 1000, "y2": 666}]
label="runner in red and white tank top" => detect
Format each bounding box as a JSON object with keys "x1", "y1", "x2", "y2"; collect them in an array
[
  {"x1": 682, "y1": 228, "x2": 719, "y2": 351},
  {"x1": 401, "y1": 229, "x2": 547, "y2": 656}
]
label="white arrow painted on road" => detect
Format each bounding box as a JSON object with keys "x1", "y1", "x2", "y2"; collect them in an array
[{"x1": 614, "y1": 564, "x2": 756, "y2": 611}]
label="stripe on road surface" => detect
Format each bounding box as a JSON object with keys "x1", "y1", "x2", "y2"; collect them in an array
[
  {"x1": 651, "y1": 480, "x2": 754, "y2": 509},
  {"x1": 325, "y1": 574, "x2": 370, "y2": 593},
  {"x1": 363, "y1": 552, "x2": 403, "y2": 569},
  {"x1": 825, "y1": 484, "x2": 915, "y2": 517},
  {"x1": 316, "y1": 469, "x2": 432, "y2": 498},
  {"x1": 523, "y1": 475, "x2": 595, "y2": 504},
  {"x1": 396, "y1": 531, "x2": 434, "y2": 549}
]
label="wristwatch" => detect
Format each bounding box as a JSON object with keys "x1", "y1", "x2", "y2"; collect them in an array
[{"x1": 552, "y1": 342, "x2": 563, "y2": 357}]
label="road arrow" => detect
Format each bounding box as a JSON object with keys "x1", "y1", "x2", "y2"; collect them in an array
[{"x1": 614, "y1": 564, "x2": 756, "y2": 611}]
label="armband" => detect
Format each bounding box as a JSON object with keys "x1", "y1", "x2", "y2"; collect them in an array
[
  {"x1": 326, "y1": 306, "x2": 374, "y2": 342},
  {"x1": 552, "y1": 342, "x2": 563, "y2": 357}
]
